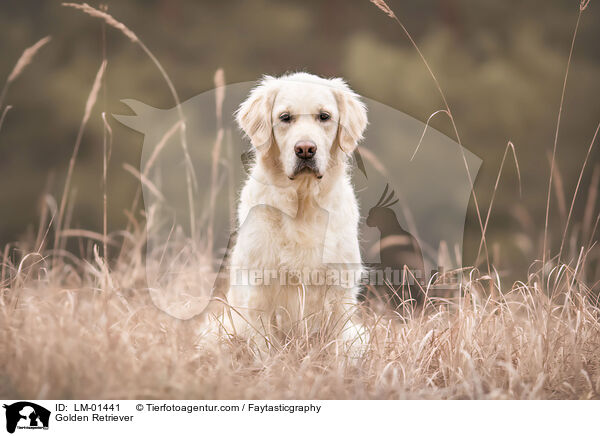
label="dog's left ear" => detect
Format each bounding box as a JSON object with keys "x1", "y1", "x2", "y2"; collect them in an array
[
  {"x1": 332, "y1": 79, "x2": 368, "y2": 153},
  {"x1": 236, "y1": 76, "x2": 278, "y2": 150}
]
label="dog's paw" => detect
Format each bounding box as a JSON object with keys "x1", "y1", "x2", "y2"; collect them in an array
[{"x1": 341, "y1": 320, "x2": 370, "y2": 361}]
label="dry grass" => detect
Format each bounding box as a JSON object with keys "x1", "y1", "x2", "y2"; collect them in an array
[
  {"x1": 1, "y1": 245, "x2": 599, "y2": 399},
  {"x1": 0, "y1": 1, "x2": 599, "y2": 400},
  {"x1": 0, "y1": 36, "x2": 51, "y2": 110}
]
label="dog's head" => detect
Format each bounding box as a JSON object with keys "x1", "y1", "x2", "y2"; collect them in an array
[{"x1": 236, "y1": 72, "x2": 367, "y2": 182}]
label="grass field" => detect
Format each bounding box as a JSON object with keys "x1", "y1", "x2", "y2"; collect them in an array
[{"x1": 1, "y1": 249, "x2": 600, "y2": 399}]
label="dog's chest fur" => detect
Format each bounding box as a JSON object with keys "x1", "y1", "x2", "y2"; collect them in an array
[{"x1": 233, "y1": 174, "x2": 360, "y2": 271}]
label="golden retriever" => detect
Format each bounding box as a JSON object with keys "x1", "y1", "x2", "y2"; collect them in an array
[{"x1": 217, "y1": 72, "x2": 368, "y2": 353}]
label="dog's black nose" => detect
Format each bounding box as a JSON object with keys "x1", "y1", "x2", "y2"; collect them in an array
[{"x1": 294, "y1": 141, "x2": 317, "y2": 159}]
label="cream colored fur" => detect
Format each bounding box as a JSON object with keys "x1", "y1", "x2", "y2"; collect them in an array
[{"x1": 225, "y1": 72, "x2": 368, "y2": 353}]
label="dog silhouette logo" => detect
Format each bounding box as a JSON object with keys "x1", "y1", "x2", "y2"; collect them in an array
[
  {"x1": 2, "y1": 402, "x2": 50, "y2": 434},
  {"x1": 114, "y1": 80, "x2": 481, "y2": 319}
]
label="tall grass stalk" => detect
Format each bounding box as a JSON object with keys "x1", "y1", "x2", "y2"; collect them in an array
[
  {"x1": 63, "y1": 2, "x2": 199, "y2": 243},
  {"x1": 101, "y1": 4, "x2": 110, "y2": 260},
  {"x1": 0, "y1": 36, "x2": 51, "y2": 110},
  {"x1": 476, "y1": 141, "x2": 521, "y2": 263},
  {"x1": 0, "y1": 105, "x2": 12, "y2": 133},
  {"x1": 207, "y1": 69, "x2": 226, "y2": 256},
  {"x1": 543, "y1": 3, "x2": 588, "y2": 270},
  {"x1": 53, "y1": 61, "x2": 106, "y2": 265},
  {"x1": 558, "y1": 123, "x2": 600, "y2": 262},
  {"x1": 369, "y1": 0, "x2": 491, "y2": 274}
]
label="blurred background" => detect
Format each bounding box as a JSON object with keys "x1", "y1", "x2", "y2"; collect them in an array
[{"x1": 0, "y1": 0, "x2": 598, "y2": 281}]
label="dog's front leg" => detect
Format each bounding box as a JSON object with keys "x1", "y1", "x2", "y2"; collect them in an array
[
  {"x1": 322, "y1": 280, "x2": 369, "y2": 359},
  {"x1": 221, "y1": 283, "x2": 275, "y2": 354},
  {"x1": 225, "y1": 205, "x2": 284, "y2": 353}
]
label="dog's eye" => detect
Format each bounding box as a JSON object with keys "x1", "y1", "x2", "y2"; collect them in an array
[
  {"x1": 279, "y1": 113, "x2": 292, "y2": 123},
  {"x1": 318, "y1": 112, "x2": 331, "y2": 121}
]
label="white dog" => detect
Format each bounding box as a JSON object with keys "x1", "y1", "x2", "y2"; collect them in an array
[{"x1": 214, "y1": 72, "x2": 368, "y2": 353}]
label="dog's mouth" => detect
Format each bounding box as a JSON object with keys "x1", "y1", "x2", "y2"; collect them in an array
[{"x1": 289, "y1": 160, "x2": 322, "y2": 180}]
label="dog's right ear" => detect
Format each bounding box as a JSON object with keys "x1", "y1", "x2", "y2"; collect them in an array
[{"x1": 235, "y1": 77, "x2": 278, "y2": 150}]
